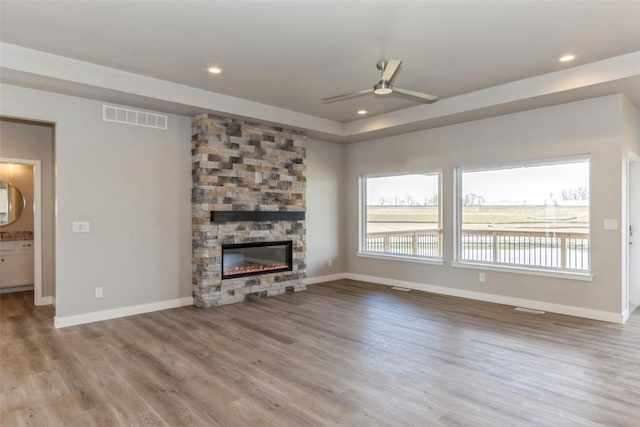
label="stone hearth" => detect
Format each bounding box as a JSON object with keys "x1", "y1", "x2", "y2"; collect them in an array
[{"x1": 191, "y1": 114, "x2": 306, "y2": 307}]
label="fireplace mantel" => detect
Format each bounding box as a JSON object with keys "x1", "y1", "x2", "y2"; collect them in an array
[{"x1": 210, "y1": 211, "x2": 305, "y2": 223}]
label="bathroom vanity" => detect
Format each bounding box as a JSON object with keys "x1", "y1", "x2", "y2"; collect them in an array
[
  {"x1": 0, "y1": 178, "x2": 35, "y2": 292},
  {"x1": 0, "y1": 240, "x2": 34, "y2": 289}
]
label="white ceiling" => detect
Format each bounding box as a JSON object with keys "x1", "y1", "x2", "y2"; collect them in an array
[{"x1": 1, "y1": 0, "x2": 640, "y2": 141}]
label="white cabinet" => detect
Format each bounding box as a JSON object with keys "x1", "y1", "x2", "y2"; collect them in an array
[{"x1": 0, "y1": 240, "x2": 34, "y2": 289}]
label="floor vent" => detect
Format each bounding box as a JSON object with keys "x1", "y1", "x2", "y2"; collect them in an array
[
  {"x1": 515, "y1": 307, "x2": 546, "y2": 314},
  {"x1": 103, "y1": 105, "x2": 168, "y2": 129},
  {"x1": 391, "y1": 286, "x2": 411, "y2": 292}
]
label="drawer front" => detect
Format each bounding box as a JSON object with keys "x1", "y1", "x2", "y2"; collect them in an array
[
  {"x1": 0, "y1": 240, "x2": 34, "y2": 254},
  {"x1": 0, "y1": 241, "x2": 15, "y2": 252},
  {"x1": 17, "y1": 241, "x2": 34, "y2": 250}
]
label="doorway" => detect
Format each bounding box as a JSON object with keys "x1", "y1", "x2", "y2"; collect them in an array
[
  {"x1": 0, "y1": 117, "x2": 54, "y2": 307},
  {"x1": 0, "y1": 159, "x2": 43, "y2": 305},
  {"x1": 629, "y1": 159, "x2": 640, "y2": 310}
]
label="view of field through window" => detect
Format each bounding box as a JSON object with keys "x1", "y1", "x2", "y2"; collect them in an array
[
  {"x1": 364, "y1": 173, "x2": 441, "y2": 258},
  {"x1": 363, "y1": 159, "x2": 590, "y2": 272},
  {"x1": 460, "y1": 160, "x2": 590, "y2": 271}
]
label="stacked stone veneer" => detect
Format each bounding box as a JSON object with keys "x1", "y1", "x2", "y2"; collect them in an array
[{"x1": 192, "y1": 114, "x2": 306, "y2": 307}]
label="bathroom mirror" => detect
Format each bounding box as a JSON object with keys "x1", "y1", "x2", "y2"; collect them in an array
[{"x1": 0, "y1": 181, "x2": 26, "y2": 227}]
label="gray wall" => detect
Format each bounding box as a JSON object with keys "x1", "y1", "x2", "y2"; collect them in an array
[
  {"x1": 623, "y1": 97, "x2": 640, "y2": 154},
  {"x1": 0, "y1": 120, "x2": 55, "y2": 297},
  {"x1": 345, "y1": 95, "x2": 629, "y2": 315},
  {"x1": 0, "y1": 84, "x2": 192, "y2": 317},
  {"x1": 306, "y1": 138, "x2": 345, "y2": 277},
  {"x1": 2, "y1": 82, "x2": 636, "y2": 319},
  {"x1": 0, "y1": 83, "x2": 347, "y2": 319}
]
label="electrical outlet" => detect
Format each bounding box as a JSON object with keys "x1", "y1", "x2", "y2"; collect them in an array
[
  {"x1": 95, "y1": 287, "x2": 103, "y2": 298},
  {"x1": 604, "y1": 219, "x2": 618, "y2": 230},
  {"x1": 327, "y1": 258, "x2": 333, "y2": 267},
  {"x1": 72, "y1": 221, "x2": 90, "y2": 232},
  {"x1": 479, "y1": 273, "x2": 486, "y2": 283}
]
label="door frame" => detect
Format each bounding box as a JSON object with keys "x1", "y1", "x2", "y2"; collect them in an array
[
  {"x1": 0, "y1": 157, "x2": 46, "y2": 305},
  {"x1": 626, "y1": 153, "x2": 640, "y2": 318}
]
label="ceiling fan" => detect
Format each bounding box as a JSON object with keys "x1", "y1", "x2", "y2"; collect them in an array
[{"x1": 321, "y1": 59, "x2": 438, "y2": 104}]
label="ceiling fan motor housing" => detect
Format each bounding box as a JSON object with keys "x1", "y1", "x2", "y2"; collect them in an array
[{"x1": 374, "y1": 80, "x2": 393, "y2": 95}]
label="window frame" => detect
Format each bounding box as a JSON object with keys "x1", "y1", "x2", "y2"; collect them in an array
[
  {"x1": 454, "y1": 154, "x2": 592, "y2": 277},
  {"x1": 359, "y1": 170, "x2": 443, "y2": 264}
]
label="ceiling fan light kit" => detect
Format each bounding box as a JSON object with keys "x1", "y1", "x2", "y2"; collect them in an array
[
  {"x1": 373, "y1": 80, "x2": 393, "y2": 95},
  {"x1": 322, "y1": 58, "x2": 438, "y2": 104}
]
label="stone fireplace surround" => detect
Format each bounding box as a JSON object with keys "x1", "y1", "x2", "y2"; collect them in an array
[{"x1": 192, "y1": 114, "x2": 306, "y2": 307}]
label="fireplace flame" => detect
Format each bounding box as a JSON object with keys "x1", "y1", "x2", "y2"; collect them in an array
[{"x1": 224, "y1": 263, "x2": 288, "y2": 277}]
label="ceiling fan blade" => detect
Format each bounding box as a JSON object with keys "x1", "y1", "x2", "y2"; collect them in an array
[
  {"x1": 321, "y1": 88, "x2": 374, "y2": 104},
  {"x1": 381, "y1": 59, "x2": 402, "y2": 82},
  {"x1": 393, "y1": 87, "x2": 438, "y2": 103}
]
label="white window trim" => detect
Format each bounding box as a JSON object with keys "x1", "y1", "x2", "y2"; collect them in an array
[
  {"x1": 358, "y1": 252, "x2": 445, "y2": 266},
  {"x1": 359, "y1": 169, "x2": 443, "y2": 261},
  {"x1": 451, "y1": 261, "x2": 593, "y2": 281},
  {"x1": 454, "y1": 154, "x2": 592, "y2": 275},
  {"x1": 456, "y1": 154, "x2": 591, "y2": 174}
]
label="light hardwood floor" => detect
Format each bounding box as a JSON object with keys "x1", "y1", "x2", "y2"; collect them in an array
[{"x1": 1, "y1": 280, "x2": 640, "y2": 426}]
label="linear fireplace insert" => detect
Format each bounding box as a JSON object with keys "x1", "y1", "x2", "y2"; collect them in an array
[{"x1": 222, "y1": 240, "x2": 293, "y2": 279}]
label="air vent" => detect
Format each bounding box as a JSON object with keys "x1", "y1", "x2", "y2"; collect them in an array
[{"x1": 103, "y1": 105, "x2": 168, "y2": 130}]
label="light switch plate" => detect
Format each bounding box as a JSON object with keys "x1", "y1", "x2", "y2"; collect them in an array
[
  {"x1": 604, "y1": 219, "x2": 618, "y2": 231},
  {"x1": 72, "y1": 221, "x2": 90, "y2": 232}
]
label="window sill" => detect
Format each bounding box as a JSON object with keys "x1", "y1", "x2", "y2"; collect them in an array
[
  {"x1": 451, "y1": 261, "x2": 593, "y2": 281},
  {"x1": 358, "y1": 252, "x2": 444, "y2": 266}
]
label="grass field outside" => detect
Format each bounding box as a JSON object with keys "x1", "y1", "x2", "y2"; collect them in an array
[
  {"x1": 367, "y1": 205, "x2": 588, "y2": 234},
  {"x1": 365, "y1": 205, "x2": 589, "y2": 270}
]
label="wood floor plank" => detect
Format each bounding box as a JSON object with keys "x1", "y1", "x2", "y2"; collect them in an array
[{"x1": 2, "y1": 284, "x2": 640, "y2": 426}]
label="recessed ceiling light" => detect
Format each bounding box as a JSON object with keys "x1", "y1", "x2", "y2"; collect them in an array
[
  {"x1": 208, "y1": 67, "x2": 222, "y2": 74},
  {"x1": 357, "y1": 109, "x2": 368, "y2": 115},
  {"x1": 559, "y1": 54, "x2": 576, "y2": 63}
]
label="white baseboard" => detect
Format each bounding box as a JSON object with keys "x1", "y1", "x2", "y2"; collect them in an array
[
  {"x1": 54, "y1": 296, "x2": 194, "y2": 328},
  {"x1": 305, "y1": 273, "x2": 348, "y2": 285},
  {"x1": 37, "y1": 295, "x2": 54, "y2": 306},
  {"x1": 622, "y1": 309, "x2": 630, "y2": 323},
  {"x1": 51, "y1": 274, "x2": 627, "y2": 328},
  {"x1": 344, "y1": 273, "x2": 624, "y2": 324},
  {"x1": 0, "y1": 285, "x2": 34, "y2": 294}
]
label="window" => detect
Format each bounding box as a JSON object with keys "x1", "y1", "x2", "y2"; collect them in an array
[
  {"x1": 456, "y1": 157, "x2": 590, "y2": 273},
  {"x1": 361, "y1": 172, "x2": 441, "y2": 260}
]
